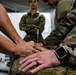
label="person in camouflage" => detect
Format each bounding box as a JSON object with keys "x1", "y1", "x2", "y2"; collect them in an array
[
  {"x1": 19, "y1": 0, "x2": 45, "y2": 43},
  {"x1": 42, "y1": 0, "x2": 76, "y2": 49},
  {"x1": 10, "y1": 0, "x2": 76, "y2": 75}
]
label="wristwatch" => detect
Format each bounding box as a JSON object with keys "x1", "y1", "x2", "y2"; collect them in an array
[{"x1": 54, "y1": 46, "x2": 69, "y2": 63}]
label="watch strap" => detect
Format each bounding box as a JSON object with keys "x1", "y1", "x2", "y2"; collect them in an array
[{"x1": 54, "y1": 46, "x2": 69, "y2": 63}]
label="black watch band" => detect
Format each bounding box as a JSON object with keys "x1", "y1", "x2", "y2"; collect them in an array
[{"x1": 54, "y1": 46, "x2": 69, "y2": 63}]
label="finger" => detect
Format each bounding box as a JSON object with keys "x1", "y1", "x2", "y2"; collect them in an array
[
  {"x1": 35, "y1": 43, "x2": 43, "y2": 47},
  {"x1": 23, "y1": 57, "x2": 38, "y2": 66},
  {"x1": 35, "y1": 46, "x2": 48, "y2": 51},
  {"x1": 33, "y1": 49, "x2": 40, "y2": 53},
  {"x1": 19, "y1": 58, "x2": 38, "y2": 71},
  {"x1": 25, "y1": 46, "x2": 39, "y2": 53},
  {"x1": 21, "y1": 61, "x2": 37, "y2": 72},
  {"x1": 19, "y1": 53, "x2": 38, "y2": 64},
  {"x1": 25, "y1": 48, "x2": 35, "y2": 53},
  {"x1": 28, "y1": 41, "x2": 35, "y2": 46},
  {"x1": 30, "y1": 64, "x2": 45, "y2": 73},
  {"x1": 25, "y1": 46, "x2": 34, "y2": 51}
]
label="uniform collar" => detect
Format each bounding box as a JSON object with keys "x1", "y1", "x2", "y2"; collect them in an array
[{"x1": 27, "y1": 11, "x2": 40, "y2": 15}]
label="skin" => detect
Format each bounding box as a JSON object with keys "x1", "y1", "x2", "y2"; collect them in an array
[
  {"x1": 0, "y1": 4, "x2": 36, "y2": 56},
  {"x1": 19, "y1": 47, "x2": 61, "y2": 73},
  {"x1": 29, "y1": 0, "x2": 38, "y2": 16},
  {"x1": 0, "y1": 35, "x2": 35, "y2": 56},
  {"x1": 45, "y1": 0, "x2": 59, "y2": 6},
  {"x1": 30, "y1": 0, "x2": 38, "y2": 9}
]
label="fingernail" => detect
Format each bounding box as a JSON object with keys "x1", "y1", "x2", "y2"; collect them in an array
[
  {"x1": 18, "y1": 68, "x2": 21, "y2": 71},
  {"x1": 31, "y1": 70, "x2": 34, "y2": 73}
]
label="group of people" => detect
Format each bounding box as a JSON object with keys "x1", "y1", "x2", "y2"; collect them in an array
[{"x1": 0, "y1": 0, "x2": 76, "y2": 75}]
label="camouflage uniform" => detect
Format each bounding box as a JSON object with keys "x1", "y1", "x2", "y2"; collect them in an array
[
  {"x1": 44, "y1": 0, "x2": 76, "y2": 49},
  {"x1": 19, "y1": 11, "x2": 45, "y2": 43},
  {"x1": 9, "y1": 0, "x2": 76, "y2": 75}
]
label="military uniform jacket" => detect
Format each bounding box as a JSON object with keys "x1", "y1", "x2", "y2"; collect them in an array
[
  {"x1": 44, "y1": 0, "x2": 76, "y2": 59},
  {"x1": 45, "y1": 0, "x2": 76, "y2": 48},
  {"x1": 19, "y1": 11, "x2": 45, "y2": 43},
  {"x1": 60, "y1": 0, "x2": 76, "y2": 59}
]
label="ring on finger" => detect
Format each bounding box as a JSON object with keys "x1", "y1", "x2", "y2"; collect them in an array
[{"x1": 36, "y1": 60, "x2": 40, "y2": 66}]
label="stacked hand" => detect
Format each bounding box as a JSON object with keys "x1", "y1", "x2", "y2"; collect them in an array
[
  {"x1": 19, "y1": 46, "x2": 61, "y2": 73},
  {"x1": 14, "y1": 41, "x2": 37, "y2": 56}
]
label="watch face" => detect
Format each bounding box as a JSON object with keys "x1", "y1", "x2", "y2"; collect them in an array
[{"x1": 55, "y1": 46, "x2": 68, "y2": 59}]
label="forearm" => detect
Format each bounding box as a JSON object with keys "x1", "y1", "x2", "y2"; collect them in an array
[
  {"x1": 44, "y1": 9, "x2": 76, "y2": 46},
  {"x1": 0, "y1": 4, "x2": 22, "y2": 44},
  {"x1": 0, "y1": 34, "x2": 16, "y2": 56},
  {"x1": 19, "y1": 23, "x2": 27, "y2": 31},
  {"x1": 22, "y1": 24, "x2": 38, "y2": 34},
  {"x1": 19, "y1": 14, "x2": 27, "y2": 31}
]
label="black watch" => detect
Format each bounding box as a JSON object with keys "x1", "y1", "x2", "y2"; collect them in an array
[{"x1": 54, "y1": 46, "x2": 68, "y2": 63}]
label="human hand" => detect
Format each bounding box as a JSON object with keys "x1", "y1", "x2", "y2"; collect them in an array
[
  {"x1": 18, "y1": 47, "x2": 61, "y2": 73},
  {"x1": 35, "y1": 43, "x2": 43, "y2": 47},
  {"x1": 14, "y1": 40, "x2": 37, "y2": 56}
]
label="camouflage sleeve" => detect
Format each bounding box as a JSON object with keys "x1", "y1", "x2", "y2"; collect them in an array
[
  {"x1": 19, "y1": 15, "x2": 37, "y2": 33},
  {"x1": 44, "y1": 8, "x2": 76, "y2": 47},
  {"x1": 19, "y1": 14, "x2": 27, "y2": 31},
  {"x1": 38, "y1": 14, "x2": 45, "y2": 34},
  {"x1": 61, "y1": 35, "x2": 76, "y2": 59},
  {"x1": 25, "y1": 24, "x2": 38, "y2": 34}
]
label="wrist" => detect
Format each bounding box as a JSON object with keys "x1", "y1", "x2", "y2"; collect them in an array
[
  {"x1": 15, "y1": 38, "x2": 27, "y2": 45},
  {"x1": 13, "y1": 35, "x2": 23, "y2": 44},
  {"x1": 54, "y1": 46, "x2": 69, "y2": 63},
  {"x1": 12, "y1": 44, "x2": 20, "y2": 56}
]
